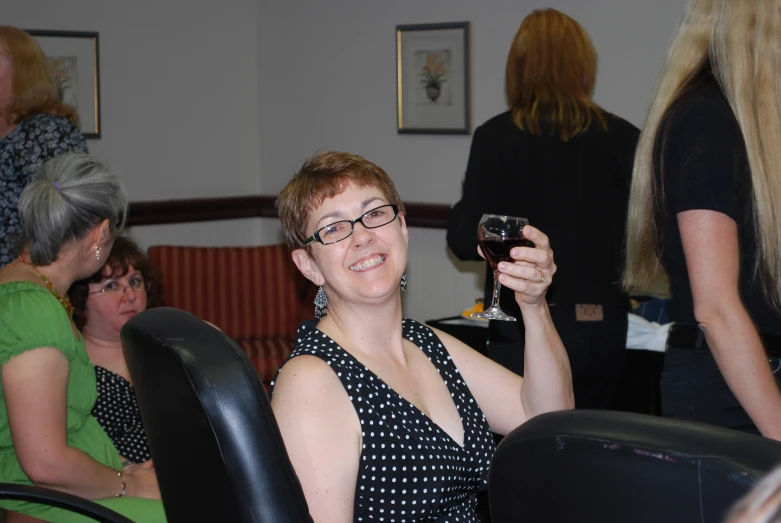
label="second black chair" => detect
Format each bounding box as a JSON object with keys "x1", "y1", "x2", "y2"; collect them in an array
[{"x1": 489, "y1": 410, "x2": 781, "y2": 523}]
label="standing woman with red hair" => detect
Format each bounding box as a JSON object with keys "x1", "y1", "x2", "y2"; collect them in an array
[
  {"x1": 0, "y1": 26, "x2": 87, "y2": 268},
  {"x1": 448, "y1": 9, "x2": 639, "y2": 410}
]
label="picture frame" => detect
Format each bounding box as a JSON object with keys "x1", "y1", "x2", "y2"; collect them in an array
[
  {"x1": 26, "y1": 30, "x2": 101, "y2": 139},
  {"x1": 396, "y1": 22, "x2": 470, "y2": 135}
]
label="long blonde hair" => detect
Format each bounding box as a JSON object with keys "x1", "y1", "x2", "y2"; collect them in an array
[
  {"x1": 505, "y1": 9, "x2": 606, "y2": 141},
  {"x1": 624, "y1": 0, "x2": 781, "y2": 310}
]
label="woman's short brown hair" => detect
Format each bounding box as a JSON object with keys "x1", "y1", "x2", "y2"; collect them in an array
[
  {"x1": 276, "y1": 151, "x2": 406, "y2": 250},
  {"x1": 505, "y1": 9, "x2": 605, "y2": 141},
  {"x1": 68, "y1": 236, "x2": 162, "y2": 330},
  {"x1": 0, "y1": 26, "x2": 79, "y2": 126}
]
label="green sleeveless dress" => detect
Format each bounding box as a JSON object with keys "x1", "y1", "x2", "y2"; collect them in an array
[{"x1": 0, "y1": 282, "x2": 166, "y2": 522}]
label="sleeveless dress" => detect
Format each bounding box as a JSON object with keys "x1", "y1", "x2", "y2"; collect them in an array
[
  {"x1": 270, "y1": 319, "x2": 496, "y2": 522},
  {"x1": 0, "y1": 282, "x2": 166, "y2": 522}
]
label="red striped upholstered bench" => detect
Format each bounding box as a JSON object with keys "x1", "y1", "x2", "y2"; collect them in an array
[{"x1": 146, "y1": 244, "x2": 315, "y2": 387}]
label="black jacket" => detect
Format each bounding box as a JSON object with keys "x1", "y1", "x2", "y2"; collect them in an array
[{"x1": 447, "y1": 110, "x2": 640, "y2": 314}]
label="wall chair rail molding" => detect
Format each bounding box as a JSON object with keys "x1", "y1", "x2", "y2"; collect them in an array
[{"x1": 127, "y1": 196, "x2": 450, "y2": 229}]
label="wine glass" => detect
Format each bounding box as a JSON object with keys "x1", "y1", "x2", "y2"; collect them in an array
[{"x1": 472, "y1": 214, "x2": 531, "y2": 322}]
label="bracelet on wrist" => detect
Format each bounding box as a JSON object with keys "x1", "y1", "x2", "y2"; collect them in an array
[{"x1": 114, "y1": 471, "x2": 126, "y2": 498}]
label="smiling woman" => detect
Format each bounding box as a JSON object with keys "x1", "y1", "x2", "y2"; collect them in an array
[
  {"x1": 270, "y1": 150, "x2": 574, "y2": 523},
  {"x1": 68, "y1": 235, "x2": 162, "y2": 464}
]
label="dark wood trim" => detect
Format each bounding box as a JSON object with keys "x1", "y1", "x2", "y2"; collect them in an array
[{"x1": 128, "y1": 196, "x2": 450, "y2": 229}]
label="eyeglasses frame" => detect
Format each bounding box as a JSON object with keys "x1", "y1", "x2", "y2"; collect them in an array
[
  {"x1": 303, "y1": 204, "x2": 400, "y2": 246},
  {"x1": 88, "y1": 276, "x2": 150, "y2": 296}
]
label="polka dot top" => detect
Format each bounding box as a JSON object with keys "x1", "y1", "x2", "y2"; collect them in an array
[
  {"x1": 91, "y1": 365, "x2": 151, "y2": 464},
  {"x1": 271, "y1": 319, "x2": 496, "y2": 522}
]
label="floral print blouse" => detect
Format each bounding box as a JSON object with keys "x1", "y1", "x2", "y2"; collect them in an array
[{"x1": 0, "y1": 113, "x2": 87, "y2": 267}]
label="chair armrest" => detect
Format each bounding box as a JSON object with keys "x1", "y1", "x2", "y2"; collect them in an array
[{"x1": 0, "y1": 483, "x2": 134, "y2": 523}]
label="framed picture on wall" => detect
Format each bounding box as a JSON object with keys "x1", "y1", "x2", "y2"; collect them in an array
[
  {"x1": 26, "y1": 30, "x2": 101, "y2": 139},
  {"x1": 396, "y1": 22, "x2": 470, "y2": 135}
]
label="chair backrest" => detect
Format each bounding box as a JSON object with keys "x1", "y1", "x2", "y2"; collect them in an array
[
  {"x1": 146, "y1": 244, "x2": 307, "y2": 340},
  {"x1": 121, "y1": 307, "x2": 311, "y2": 523},
  {"x1": 488, "y1": 410, "x2": 781, "y2": 523}
]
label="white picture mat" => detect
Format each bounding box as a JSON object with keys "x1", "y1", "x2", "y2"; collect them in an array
[
  {"x1": 398, "y1": 27, "x2": 467, "y2": 131},
  {"x1": 32, "y1": 35, "x2": 98, "y2": 134}
]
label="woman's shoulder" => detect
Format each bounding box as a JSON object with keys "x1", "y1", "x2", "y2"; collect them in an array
[
  {"x1": 16, "y1": 113, "x2": 85, "y2": 147},
  {"x1": 0, "y1": 281, "x2": 72, "y2": 326},
  {"x1": 0, "y1": 280, "x2": 55, "y2": 308},
  {"x1": 601, "y1": 111, "x2": 641, "y2": 136},
  {"x1": 270, "y1": 321, "x2": 341, "y2": 393},
  {"x1": 475, "y1": 111, "x2": 515, "y2": 135},
  {"x1": 20, "y1": 113, "x2": 78, "y2": 131},
  {"x1": 666, "y1": 80, "x2": 735, "y2": 130},
  {"x1": 402, "y1": 317, "x2": 434, "y2": 335},
  {"x1": 0, "y1": 282, "x2": 81, "y2": 364}
]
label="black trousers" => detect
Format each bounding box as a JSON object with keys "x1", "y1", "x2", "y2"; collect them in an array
[
  {"x1": 660, "y1": 346, "x2": 781, "y2": 435},
  {"x1": 487, "y1": 304, "x2": 627, "y2": 410}
]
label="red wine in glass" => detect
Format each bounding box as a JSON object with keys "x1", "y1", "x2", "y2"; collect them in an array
[
  {"x1": 478, "y1": 237, "x2": 533, "y2": 270},
  {"x1": 472, "y1": 214, "x2": 531, "y2": 321}
]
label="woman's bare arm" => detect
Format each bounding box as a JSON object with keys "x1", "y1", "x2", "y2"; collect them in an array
[
  {"x1": 3, "y1": 348, "x2": 158, "y2": 499},
  {"x1": 679, "y1": 209, "x2": 781, "y2": 440},
  {"x1": 271, "y1": 355, "x2": 362, "y2": 522}
]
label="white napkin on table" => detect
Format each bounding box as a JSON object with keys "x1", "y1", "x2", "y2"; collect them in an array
[{"x1": 626, "y1": 313, "x2": 671, "y2": 353}]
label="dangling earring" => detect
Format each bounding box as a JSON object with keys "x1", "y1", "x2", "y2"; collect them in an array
[
  {"x1": 314, "y1": 286, "x2": 328, "y2": 318},
  {"x1": 95, "y1": 245, "x2": 101, "y2": 261},
  {"x1": 400, "y1": 273, "x2": 407, "y2": 292}
]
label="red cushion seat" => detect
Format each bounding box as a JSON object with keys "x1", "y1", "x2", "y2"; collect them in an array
[{"x1": 147, "y1": 244, "x2": 313, "y2": 384}]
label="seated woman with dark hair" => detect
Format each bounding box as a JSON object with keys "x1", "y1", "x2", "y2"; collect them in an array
[{"x1": 68, "y1": 236, "x2": 162, "y2": 465}]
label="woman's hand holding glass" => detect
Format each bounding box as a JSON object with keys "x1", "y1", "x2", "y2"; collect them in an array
[{"x1": 478, "y1": 224, "x2": 555, "y2": 311}]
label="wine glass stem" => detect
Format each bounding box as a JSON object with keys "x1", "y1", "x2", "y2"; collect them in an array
[{"x1": 489, "y1": 269, "x2": 502, "y2": 309}]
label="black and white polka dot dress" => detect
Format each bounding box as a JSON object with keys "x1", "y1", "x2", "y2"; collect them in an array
[
  {"x1": 91, "y1": 365, "x2": 151, "y2": 464},
  {"x1": 271, "y1": 319, "x2": 496, "y2": 522}
]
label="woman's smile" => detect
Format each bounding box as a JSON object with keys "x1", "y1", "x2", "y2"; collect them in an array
[{"x1": 349, "y1": 254, "x2": 387, "y2": 272}]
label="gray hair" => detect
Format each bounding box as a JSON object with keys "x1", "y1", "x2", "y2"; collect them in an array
[{"x1": 18, "y1": 153, "x2": 128, "y2": 265}]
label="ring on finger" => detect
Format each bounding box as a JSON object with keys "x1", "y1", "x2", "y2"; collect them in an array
[{"x1": 537, "y1": 268, "x2": 545, "y2": 284}]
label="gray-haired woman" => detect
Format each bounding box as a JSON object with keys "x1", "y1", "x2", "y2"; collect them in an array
[{"x1": 0, "y1": 153, "x2": 165, "y2": 522}]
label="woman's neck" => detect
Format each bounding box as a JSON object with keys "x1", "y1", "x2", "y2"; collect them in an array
[
  {"x1": 318, "y1": 294, "x2": 406, "y2": 361},
  {"x1": 82, "y1": 330, "x2": 128, "y2": 376},
  {"x1": 82, "y1": 329, "x2": 122, "y2": 350},
  {"x1": 27, "y1": 252, "x2": 80, "y2": 297}
]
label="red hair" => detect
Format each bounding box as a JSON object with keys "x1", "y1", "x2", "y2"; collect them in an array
[
  {"x1": 505, "y1": 9, "x2": 605, "y2": 141},
  {"x1": 0, "y1": 26, "x2": 79, "y2": 126},
  {"x1": 276, "y1": 151, "x2": 405, "y2": 250}
]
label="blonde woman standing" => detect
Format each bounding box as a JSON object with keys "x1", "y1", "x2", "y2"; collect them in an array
[{"x1": 625, "y1": 0, "x2": 781, "y2": 438}]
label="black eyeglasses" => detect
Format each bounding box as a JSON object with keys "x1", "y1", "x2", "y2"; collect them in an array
[{"x1": 303, "y1": 204, "x2": 399, "y2": 246}]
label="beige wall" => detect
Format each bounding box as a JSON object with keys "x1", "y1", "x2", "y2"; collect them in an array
[
  {"x1": 6, "y1": 0, "x2": 263, "y2": 247},
  {"x1": 7, "y1": 0, "x2": 685, "y2": 319},
  {"x1": 256, "y1": 0, "x2": 685, "y2": 319}
]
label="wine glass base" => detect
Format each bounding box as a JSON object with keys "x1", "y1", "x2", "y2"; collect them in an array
[{"x1": 472, "y1": 308, "x2": 516, "y2": 322}]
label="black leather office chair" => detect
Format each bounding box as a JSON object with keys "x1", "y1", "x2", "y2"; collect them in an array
[
  {"x1": 488, "y1": 410, "x2": 781, "y2": 523},
  {"x1": 121, "y1": 307, "x2": 311, "y2": 523},
  {"x1": 0, "y1": 484, "x2": 132, "y2": 522}
]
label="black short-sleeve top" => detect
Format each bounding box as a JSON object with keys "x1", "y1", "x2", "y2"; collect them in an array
[{"x1": 655, "y1": 70, "x2": 781, "y2": 334}]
